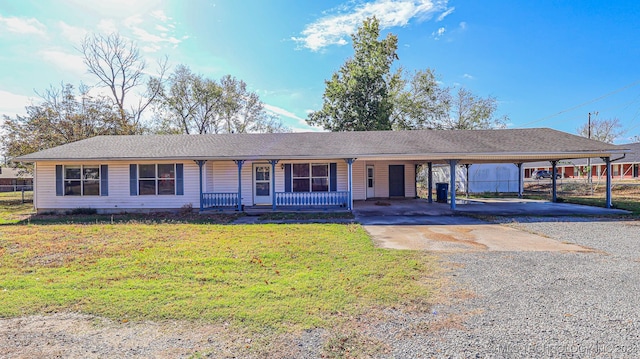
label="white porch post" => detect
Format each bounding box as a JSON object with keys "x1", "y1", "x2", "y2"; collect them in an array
[
  {"x1": 269, "y1": 160, "x2": 279, "y2": 210},
  {"x1": 234, "y1": 160, "x2": 244, "y2": 211},
  {"x1": 449, "y1": 160, "x2": 458, "y2": 210}
]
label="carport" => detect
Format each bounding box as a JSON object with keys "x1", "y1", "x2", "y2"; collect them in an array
[{"x1": 374, "y1": 128, "x2": 629, "y2": 210}]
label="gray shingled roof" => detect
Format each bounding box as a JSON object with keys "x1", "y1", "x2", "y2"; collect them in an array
[{"x1": 16, "y1": 128, "x2": 628, "y2": 163}]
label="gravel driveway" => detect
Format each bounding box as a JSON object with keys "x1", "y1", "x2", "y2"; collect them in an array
[
  {"x1": 384, "y1": 217, "x2": 640, "y2": 358},
  {"x1": 2, "y1": 217, "x2": 639, "y2": 358}
]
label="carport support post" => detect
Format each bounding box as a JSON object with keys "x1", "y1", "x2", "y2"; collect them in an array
[
  {"x1": 234, "y1": 160, "x2": 245, "y2": 211},
  {"x1": 464, "y1": 164, "x2": 470, "y2": 198},
  {"x1": 449, "y1": 160, "x2": 459, "y2": 210},
  {"x1": 604, "y1": 157, "x2": 612, "y2": 208},
  {"x1": 550, "y1": 160, "x2": 558, "y2": 202},
  {"x1": 515, "y1": 163, "x2": 523, "y2": 198},
  {"x1": 427, "y1": 162, "x2": 433, "y2": 203},
  {"x1": 269, "y1": 160, "x2": 279, "y2": 210}
]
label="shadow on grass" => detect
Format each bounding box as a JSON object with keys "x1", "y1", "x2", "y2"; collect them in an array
[{"x1": 3, "y1": 210, "x2": 244, "y2": 226}]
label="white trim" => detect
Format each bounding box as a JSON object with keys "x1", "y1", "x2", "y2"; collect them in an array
[
  {"x1": 62, "y1": 164, "x2": 102, "y2": 197},
  {"x1": 137, "y1": 163, "x2": 177, "y2": 196},
  {"x1": 252, "y1": 163, "x2": 272, "y2": 205},
  {"x1": 366, "y1": 165, "x2": 374, "y2": 198}
]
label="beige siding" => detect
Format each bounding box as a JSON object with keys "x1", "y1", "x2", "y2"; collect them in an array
[
  {"x1": 34, "y1": 158, "x2": 417, "y2": 211},
  {"x1": 376, "y1": 164, "x2": 390, "y2": 197},
  {"x1": 35, "y1": 161, "x2": 200, "y2": 212},
  {"x1": 352, "y1": 160, "x2": 366, "y2": 200},
  {"x1": 205, "y1": 161, "x2": 214, "y2": 192},
  {"x1": 354, "y1": 160, "x2": 416, "y2": 199},
  {"x1": 211, "y1": 161, "x2": 239, "y2": 193}
]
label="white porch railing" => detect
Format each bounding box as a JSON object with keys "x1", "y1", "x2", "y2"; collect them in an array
[
  {"x1": 202, "y1": 192, "x2": 239, "y2": 208},
  {"x1": 275, "y1": 191, "x2": 349, "y2": 207}
]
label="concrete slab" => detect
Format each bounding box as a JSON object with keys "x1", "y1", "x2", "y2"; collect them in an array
[
  {"x1": 353, "y1": 198, "x2": 629, "y2": 218},
  {"x1": 455, "y1": 198, "x2": 630, "y2": 216},
  {"x1": 353, "y1": 199, "x2": 603, "y2": 253},
  {"x1": 364, "y1": 224, "x2": 592, "y2": 252}
]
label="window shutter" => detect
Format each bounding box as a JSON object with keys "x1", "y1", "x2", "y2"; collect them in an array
[
  {"x1": 284, "y1": 164, "x2": 292, "y2": 192},
  {"x1": 129, "y1": 164, "x2": 138, "y2": 196},
  {"x1": 330, "y1": 163, "x2": 337, "y2": 192},
  {"x1": 100, "y1": 165, "x2": 108, "y2": 196},
  {"x1": 176, "y1": 163, "x2": 184, "y2": 195},
  {"x1": 55, "y1": 165, "x2": 63, "y2": 196}
]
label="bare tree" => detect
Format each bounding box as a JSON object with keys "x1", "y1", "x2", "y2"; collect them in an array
[
  {"x1": 576, "y1": 118, "x2": 622, "y2": 143},
  {"x1": 1, "y1": 83, "x2": 124, "y2": 164},
  {"x1": 151, "y1": 66, "x2": 289, "y2": 134},
  {"x1": 81, "y1": 33, "x2": 167, "y2": 133},
  {"x1": 442, "y1": 87, "x2": 507, "y2": 130}
]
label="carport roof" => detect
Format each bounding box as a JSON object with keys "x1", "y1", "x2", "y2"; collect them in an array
[
  {"x1": 17, "y1": 127, "x2": 628, "y2": 163},
  {"x1": 525, "y1": 142, "x2": 639, "y2": 167}
]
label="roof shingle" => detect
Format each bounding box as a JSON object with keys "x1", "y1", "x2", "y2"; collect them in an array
[{"x1": 16, "y1": 128, "x2": 628, "y2": 163}]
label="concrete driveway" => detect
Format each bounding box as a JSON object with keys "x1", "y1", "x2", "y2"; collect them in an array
[{"x1": 352, "y1": 199, "x2": 616, "y2": 252}]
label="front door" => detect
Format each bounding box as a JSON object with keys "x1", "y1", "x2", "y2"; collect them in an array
[
  {"x1": 253, "y1": 164, "x2": 272, "y2": 205},
  {"x1": 389, "y1": 165, "x2": 405, "y2": 197},
  {"x1": 366, "y1": 165, "x2": 375, "y2": 198}
]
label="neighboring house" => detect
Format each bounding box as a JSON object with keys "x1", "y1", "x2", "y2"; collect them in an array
[
  {"x1": 525, "y1": 142, "x2": 640, "y2": 180},
  {"x1": 16, "y1": 129, "x2": 627, "y2": 213},
  {"x1": 0, "y1": 166, "x2": 34, "y2": 192}
]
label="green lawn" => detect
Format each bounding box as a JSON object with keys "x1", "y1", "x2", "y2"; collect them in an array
[
  {"x1": 0, "y1": 196, "x2": 437, "y2": 331},
  {"x1": 562, "y1": 196, "x2": 640, "y2": 216}
]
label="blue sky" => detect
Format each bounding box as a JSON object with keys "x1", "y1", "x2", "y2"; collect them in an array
[{"x1": 1, "y1": 0, "x2": 639, "y2": 142}]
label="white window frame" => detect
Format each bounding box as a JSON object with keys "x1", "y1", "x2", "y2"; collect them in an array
[
  {"x1": 292, "y1": 163, "x2": 329, "y2": 193},
  {"x1": 138, "y1": 164, "x2": 176, "y2": 196},
  {"x1": 63, "y1": 165, "x2": 100, "y2": 196}
]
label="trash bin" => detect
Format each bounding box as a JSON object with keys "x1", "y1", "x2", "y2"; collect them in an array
[{"x1": 436, "y1": 182, "x2": 448, "y2": 203}]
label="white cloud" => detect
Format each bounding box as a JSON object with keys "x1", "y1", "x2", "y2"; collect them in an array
[
  {"x1": 58, "y1": 21, "x2": 88, "y2": 44},
  {"x1": 293, "y1": 0, "x2": 447, "y2": 51},
  {"x1": 0, "y1": 90, "x2": 31, "y2": 118},
  {"x1": 463, "y1": 73, "x2": 474, "y2": 80},
  {"x1": 459, "y1": 21, "x2": 467, "y2": 31},
  {"x1": 97, "y1": 19, "x2": 118, "y2": 34},
  {"x1": 432, "y1": 26, "x2": 446, "y2": 39},
  {"x1": 436, "y1": 7, "x2": 455, "y2": 21},
  {"x1": 39, "y1": 50, "x2": 86, "y2": 77},
  {"x1": 123, "y1": 14, "x2": 183, "y2": 53},
  {"x1": 263, "y1": 103, "x2": 315, "y2": 131},
  {"x1": 150, "y1": 10, "x2": 170, "y2": 22},
  {"x1": 0, "y1": 15, "x2": 46, "y2": 36}
]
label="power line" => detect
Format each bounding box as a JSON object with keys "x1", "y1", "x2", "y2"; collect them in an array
[{"x1": 516, "y1": 79, "x2": 640, "y2": 128}]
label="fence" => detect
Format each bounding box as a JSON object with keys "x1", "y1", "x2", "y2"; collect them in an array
[{"x1": 0, "y1": 185, "x2": 33, "y2": 193}]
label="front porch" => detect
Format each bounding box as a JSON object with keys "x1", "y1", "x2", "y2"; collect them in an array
[{"x1": 196, "y1": 158, "x2": 356, "y2": 212}]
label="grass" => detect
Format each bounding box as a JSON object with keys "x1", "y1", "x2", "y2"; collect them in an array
[
  {"x1": 562, "y1": 196, "x2": 640, "y2": 215},
  {"x1": 0, "y1": 191, "x2": 34, "y2": 225},
  {"x1": 0, "y1": 195, "x2": 437, "y2": 332}
]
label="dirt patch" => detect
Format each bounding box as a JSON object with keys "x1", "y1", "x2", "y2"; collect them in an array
[
  {"x1": 0, "y1": 313, "x2": 240, "y2": 358},
  {"x1": 364, "y1": 224, "x2": 593, "y2": 252}
]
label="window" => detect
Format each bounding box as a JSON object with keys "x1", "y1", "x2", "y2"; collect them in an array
[
  {"x1": 292, "y1": 163, "x2": 329, "y2": 192},
  {"x1": 138, "y1": 164, "x2": 176, "y2": 195},
  {"x1": 63, "y1": 165, "x2": 100, "y2": 196}
]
